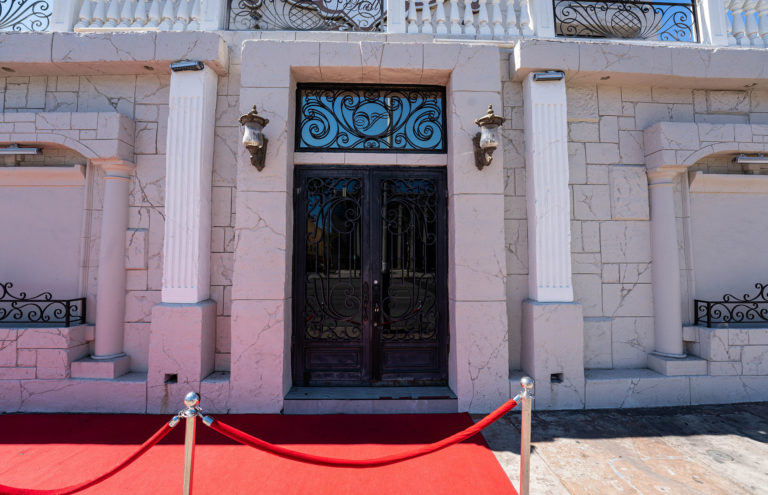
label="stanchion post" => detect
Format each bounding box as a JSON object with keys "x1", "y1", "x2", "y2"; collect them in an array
[
  {"x1": 519, "y1": 377, "x2": 534, "y2": 495},
  {"x1": 181, "y1": 392, "x2": 201, "y2": 495}
]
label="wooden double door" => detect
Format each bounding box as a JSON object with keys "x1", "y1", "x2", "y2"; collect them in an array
[{"x1": 292, "y1": 166, "x2": 448, "y2": 386}]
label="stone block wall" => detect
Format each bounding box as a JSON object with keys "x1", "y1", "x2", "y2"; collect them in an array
[
  {"x1": 566, "y1": 84, "x2": 768, "y2": 371},
  {"x1": 0, "y1": 73, "x2": 236, "y2": 374},
  {"x1": 686, "y1": 326, "x2": 768, "y2": 376},
  {"x1": 0, "y1": 327, "x2": 90, "y2": 380}
]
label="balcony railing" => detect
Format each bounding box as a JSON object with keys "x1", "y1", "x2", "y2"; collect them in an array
[
  {"x1": 553, "y1": 0, "x2": 697, "y2": 42},
  {"x1": 0, "y1": 282, "x2": 86, "y2": 327},
  {"x1": 1, "y1": 0, "x2": 768, "y2": 49}
]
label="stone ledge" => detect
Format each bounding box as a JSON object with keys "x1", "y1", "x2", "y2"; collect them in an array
[
  {"x1": 512, "y1": 39, "x2": 768, "y2": 90},
  {"x1": 585, "y1": 369, "x2": 690, "y2": 409},
  {"x1": 70, "y1": 355, "x2": 131, "y2": 379},
  {"x1": 0, "y1": 31, "x2": 228, "y2": 77}
]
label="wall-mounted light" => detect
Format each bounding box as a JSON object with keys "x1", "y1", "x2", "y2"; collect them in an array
[
  {"x1": 0, "y1": 144, "x2": 41, "y2": 155},
  {"x1": 735, "y1": 154, "x2": 768, "y2": 164},
  {"x1": 239, "y1": 105, "x2": 269, "y2": 171},
  {"x1": 473, "y1": 105, "x2": 505, "y2": 170}
]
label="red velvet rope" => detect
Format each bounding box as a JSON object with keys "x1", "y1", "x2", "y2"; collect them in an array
[
  {"x1": 208, "y1": 396, "x2": 519, "y2": 468},
  {"x1": 0, "y1": 422, "x2": 175, "y2": 495}
]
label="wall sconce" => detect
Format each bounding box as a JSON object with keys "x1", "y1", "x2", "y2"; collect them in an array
[
  {"x1": 239, "y1": 105, "x2": 269, "y2": 171},
  {"x1": 473, "y1": 105, "x2": 505, "y2": 170}
]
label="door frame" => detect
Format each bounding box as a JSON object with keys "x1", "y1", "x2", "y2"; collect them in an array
[{"x1": 291, "y1": 165, "x2": 449, "y2": 386}]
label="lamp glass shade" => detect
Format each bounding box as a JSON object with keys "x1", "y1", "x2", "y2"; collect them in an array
[
  {"x1": 242, "y1": 122, "x2": 264, "y2": 148},
  {"x1": 479, "y1": 123, "x2": 500, "y2": 150}
]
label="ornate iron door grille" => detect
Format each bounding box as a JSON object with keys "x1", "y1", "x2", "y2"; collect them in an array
[
  {"x1": 293, "y1": 166, "x2": 448, "y2": 386},
  {"x1": 295, "y1": 84, "x2": 447, "y2": 153},
  {"x1": 0, "y1": 0, "x2": 50, "y2": 32},
  {"x1": 553, "y1": 0, "x2": 698, "y2": 42}
]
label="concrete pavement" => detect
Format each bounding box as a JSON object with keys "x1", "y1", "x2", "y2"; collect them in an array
[{"x1": 478, "y1": 402, "x2": 768, "y2": 494}]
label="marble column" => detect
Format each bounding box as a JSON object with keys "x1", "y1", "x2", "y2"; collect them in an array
[
  {"x1": 648, "y1": 168, "x2": 686, "y2": 358},
  {"x1": 521, "y1": 72, "x2": 584, "y2": 409},
  {"x1": 161, "y1": 64, "x2": 218, "y2": 303},
  {"x1": 148, "y1": 62, "x2": 218, "y2": 413},
  {"x1": 523, "y1": 72, "x2": 573, "y2": 302},
  {"x1": 92, "y1": 159, "x2": 135, "y2": 359}
]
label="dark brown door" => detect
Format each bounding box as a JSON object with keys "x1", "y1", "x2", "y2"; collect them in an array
[{"x1": 292, "y1": 166, "x2": 448, "y2": 386}]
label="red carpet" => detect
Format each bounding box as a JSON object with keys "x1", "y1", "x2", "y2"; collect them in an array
[{"x1": 0, "y1": 413, "x2": 517, "y2": 494}]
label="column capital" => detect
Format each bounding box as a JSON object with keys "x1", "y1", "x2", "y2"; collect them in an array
[
  {"x1": 92, "y1": 159, "x2": 135, "y2": 178},
  {"x1": 647, "y1": 166, "x2": 687, "y2": 185}
]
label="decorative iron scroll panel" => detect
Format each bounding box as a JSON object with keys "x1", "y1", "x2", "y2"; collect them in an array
[
  {"x1": 229, "y1": 0, "x2": 383, "y2": 31},
  {"x1": 296, "y1": 84, "x2": 447, "y2": 153},
  {"x1": 0, "y1": 282, "x2": 85, "y2": 327},
  {"x1": 0, "y1": 0, "x2": 50, "y2": 32},
  {"x1": 695, "y1": 283, "x2": 768, "y2": 327},
  {"x1": 554, "y1": 0, "x2": 697, "y2": 42},
  {"x1": 293, "y1": 167, "x2": 448, "y2": 386}
]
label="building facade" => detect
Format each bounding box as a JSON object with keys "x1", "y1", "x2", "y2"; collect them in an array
[{"x1": 1, "y1": 0, "x2": 767, "y2": 414}]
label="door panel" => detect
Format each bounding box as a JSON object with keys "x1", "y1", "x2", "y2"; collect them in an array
[{"x1": 293, "y1": 166, "x2": 447, "y2": 386}]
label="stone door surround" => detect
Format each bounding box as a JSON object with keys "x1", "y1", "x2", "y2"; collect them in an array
[{"x1": 229, "y1": 40, "x2": 510, "y2": 412}]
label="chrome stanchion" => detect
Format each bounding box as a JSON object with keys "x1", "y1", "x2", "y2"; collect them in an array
[
  {"x1": 178, "y1": 392, "x2": 201, "y2": 495},
  {"x1": 518, "y1": 377, "x2": 534, "y2": 495}
]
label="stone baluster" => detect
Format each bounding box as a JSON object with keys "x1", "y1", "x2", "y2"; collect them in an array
[
  {"x1": 744, "y1": 0, "x2": 760, "y2": 44},
  {"x1": 146, "y1": 0, "x2": 162, "y2": 26},
  {"x1": 731, "y1": 0, "x2": 747, "y2": 45},
  {"x1": 91, "y1": 0, "x2": 107, "y2": 26},
  {"x1": 758, "y1": 0, "x2": 768, "y2": 46},
  {"x1": 406, "y1": 0, "x2": 419, "y2": 32},
  {"x1": 490, "y1": 0, "x2": 503, "y2": 39},
  {"x1": 449, "y1": 0, "x2": 461, "y2": 33},
  {"x1": 463, "y1": 0, "x2": 476, "y2": 36},
  {"x1": 505, "y1": 0, "x2": 519, "y2": 37},
  {"x1": 159, "y1": 0, "x2": 175, "y2": 29},
  {"x1": 477, "y1": 0, "x2": 492, "y2": 37},
  {"x1": 725, "y1": 0, "x2": 737, "y2": 43},
  {"x1": 118, "y1": 0, "x2": 135, "y2": 27},
  {"x1": 173, "y1": 0, "x2": 190, "y2": 30},
  {"x1": 519, "y1": 0, "x2": 533, "y2": 36},
  {"x1": 434, "y1": 0, "x2": 448, "y2": 33},
  {"x1": 104, "y1": 0, "x2": 120, "y2": 27},
  {"x1": 188, "y1": 0, "x2": 201, "y2": 29},
  {"x1": 422, "y1": 1, "x2": 434, "y2": 33},
  {"x1": 132, "y1": 0, "x2": 148, "y2": 27},
  {"x1": 74, "y1": 0, "x2": 94, "y2": 29}
]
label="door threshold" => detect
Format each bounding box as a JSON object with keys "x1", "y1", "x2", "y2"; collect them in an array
[{"x1": 284, "y1": 386, "x2": 457, "y2": 414}]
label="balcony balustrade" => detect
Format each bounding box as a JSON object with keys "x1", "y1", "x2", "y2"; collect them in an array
[{"x1": 0, "y1": 0, "x2": 767, "y2": 48}]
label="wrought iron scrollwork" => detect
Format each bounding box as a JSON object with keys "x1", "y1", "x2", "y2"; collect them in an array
[
  {"x1": 303, "y1": 177, "x2": 363, "y2": 341},
  {"x1": 554, "y1": 0, "x2": 696, "y2": 42},
  {"x1": 695, "y1": 283, "x2": 768, "y2": 327},
  {"x1": 0, "y1": 0, "x2": 50, "y2": 32},
  {"x1": 379, "y1": 178, "x2": 438, "y2": 341},
  {"x1": 0, "y1": 282, "x2": 86, "y2": 327},
  {"x1": 296, "y1": 84, "x2": 446, "y2": 153},
  {"x1": 229, "y1": 0, "x2": 383, "y2": 31}
]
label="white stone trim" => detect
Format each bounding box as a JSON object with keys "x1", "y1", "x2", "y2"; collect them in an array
[
  {"x1": 161, "y1": 66, "x2": 219, "y2": 304},
  {"x1": 0, "y1": 165, "x2": 85, "y2": 187},
  {"x1": 689, "y1": 171, "x2": 768, "y2": 194},
  {"x1": 293, "y1": 152, "x2": 448, "y2": 167}
]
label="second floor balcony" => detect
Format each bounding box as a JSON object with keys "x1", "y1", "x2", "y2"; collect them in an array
[{"x1": 0, "y1": 0, "x2": 764, "y2": 48}]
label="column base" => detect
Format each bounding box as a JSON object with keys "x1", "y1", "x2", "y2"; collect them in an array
[
  {"x1": 648, "y1": 353, "x2": 707, "y2": 376},
  {"x1": 71, "y1": 355, "x2": 131, "y2": 379},
  {"x1": 147, "y1": 300, "x2": 216, "y2": 413},
  {"x1": 521, "y1": 300, "x2": 585, "y2": 410}
]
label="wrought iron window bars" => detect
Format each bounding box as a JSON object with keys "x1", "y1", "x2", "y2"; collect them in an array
[
  {"x1": 0, "y1": 282, "x2": 86, "y2": 327},
  {"x1": 228, "y1": 0, "x2": 384, "y2": 31},
  {"x1": 0, "y1": 0, "x2": 50, "y2": 32},
  {"x1": 554, "y1": 0, "x2": 697, "y2": 42},
  {"x1": 695, "y1": 283, "x2": 768, "y2": 327},
  {"x1": 295, "y1": 84, "x2": 447, "y2": 153}
]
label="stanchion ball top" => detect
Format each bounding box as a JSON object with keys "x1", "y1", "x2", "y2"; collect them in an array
[
  {"x1": 184, "y1": 392, "x2": 200, "y2": 408},
  {"x1": 520, "y1": 376, "x2": 534, "y2": 390}
]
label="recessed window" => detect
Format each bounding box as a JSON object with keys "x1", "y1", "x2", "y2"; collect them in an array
[{"x1": 295, "y1": 84, "x2": 446, "y2": 153}]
